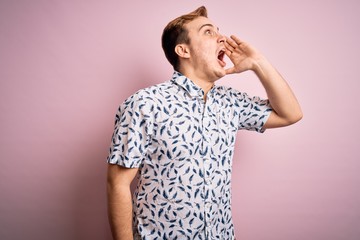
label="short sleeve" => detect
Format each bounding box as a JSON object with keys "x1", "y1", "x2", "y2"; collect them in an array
[
  {"x1": 236, "y1": 92, "x2": 272, "y2": 133},
  {"x1": 106, "y1": 91, "x2": 153, "y2": 168}
]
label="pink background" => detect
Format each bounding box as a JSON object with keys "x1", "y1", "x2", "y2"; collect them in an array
[{"x1": 1, "y1": 1, "x2": 359, "y2": 239}]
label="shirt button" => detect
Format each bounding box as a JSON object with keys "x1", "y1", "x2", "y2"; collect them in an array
[
  {"x1": 205, "y1": 202, "x2": 211, "y2": 209},
  {"x1": 205, "y1": 178, "x2": 212, "y2": 185}
]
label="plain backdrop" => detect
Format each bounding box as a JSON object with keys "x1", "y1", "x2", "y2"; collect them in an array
[{"x1": 1, "y1": 0, "x2": 359, "y2": 239}]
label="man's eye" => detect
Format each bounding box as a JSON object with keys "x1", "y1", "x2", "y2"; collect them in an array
[{"x1": 205, "y1": 30, "x2": 213, "y2": 35}]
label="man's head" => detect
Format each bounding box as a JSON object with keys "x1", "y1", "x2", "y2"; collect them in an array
[
  {"x1": 162, "y1": 6, "x2": 227, "y2": 82},
  {"x1": 161, "y1": 6, "x2": 208, "y2": 71}
]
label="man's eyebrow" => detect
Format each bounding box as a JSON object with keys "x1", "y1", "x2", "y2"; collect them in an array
[{"x1": 198, "y1": 23, "x2": 219, "y2": 32}]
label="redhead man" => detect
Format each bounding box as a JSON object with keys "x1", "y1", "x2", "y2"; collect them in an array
[{"x1": 107, "y1": 6, "x2": 302, "y2": 240}]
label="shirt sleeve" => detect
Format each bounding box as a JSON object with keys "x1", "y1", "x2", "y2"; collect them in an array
[
  {"x1": 236, "y1": 92, "x2": 272, "y2": 133},
  {"x1": 106, "y1": 91, "x2": 153, "y2": 168}
]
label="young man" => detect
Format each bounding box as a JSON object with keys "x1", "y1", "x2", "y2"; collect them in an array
[{"x1": 107, "y1": 6, "x2": 302, "y2": 240}]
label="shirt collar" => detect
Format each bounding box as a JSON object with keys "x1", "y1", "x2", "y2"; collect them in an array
[{"x1": 171, "y1": 71, "x2": 215, "y2": 98}]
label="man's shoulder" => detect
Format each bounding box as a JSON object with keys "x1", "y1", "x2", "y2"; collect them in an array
[
  {"x1": 121, "y1": 80, "x2": 172, "y2": 107},
  {"x1": 132, "y1": 80, "x2": 172, "y2": 100},
  {"x1": 139, "y1": 81, "x2": 172, "y2": 95}
]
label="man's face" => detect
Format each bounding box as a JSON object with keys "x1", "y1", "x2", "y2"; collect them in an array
[{"x1": 184, "y1": 16, "x2": 227, "y2": 81}]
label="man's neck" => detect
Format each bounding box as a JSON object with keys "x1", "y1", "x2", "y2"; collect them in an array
[{"x1": 178, "y1": 69, "x2": 214, "y2": 98}]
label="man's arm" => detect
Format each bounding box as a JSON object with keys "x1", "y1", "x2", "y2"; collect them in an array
[
  {"x1": 107, "y1": 164, "x2": 139, "y2": 240},
  {"x1": 225, "y1": 35, "x2": 303, "y2": 128}
]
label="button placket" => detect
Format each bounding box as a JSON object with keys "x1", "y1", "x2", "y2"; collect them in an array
[{"x1": 202, "y1": 99, "x2": 214, "y2": 237}]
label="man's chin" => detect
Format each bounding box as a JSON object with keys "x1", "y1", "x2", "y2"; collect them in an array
[{"x1": 214, "y1": 68, "x2": 226, "y2": 79}]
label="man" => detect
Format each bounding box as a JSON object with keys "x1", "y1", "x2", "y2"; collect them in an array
[{"x1": 107, "y1": 6, "x2": 302, "y2": 240}]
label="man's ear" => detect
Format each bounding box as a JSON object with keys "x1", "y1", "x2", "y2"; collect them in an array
[{"x1": 175, "y1": 44, "x2": 190, "y2": 59}]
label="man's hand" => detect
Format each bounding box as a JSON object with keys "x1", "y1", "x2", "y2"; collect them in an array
[{"x1": 224, "y1": 35, "x2": 262, "y2": 75}]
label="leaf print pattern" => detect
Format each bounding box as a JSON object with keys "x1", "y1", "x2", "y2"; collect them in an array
[{"x1": 107, "y1": 71, "x2": 272, "y2": 240}]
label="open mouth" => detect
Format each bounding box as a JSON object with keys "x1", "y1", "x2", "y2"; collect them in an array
[{"x1": 217, "y1": 49, "x2": 226, "y2": 67}]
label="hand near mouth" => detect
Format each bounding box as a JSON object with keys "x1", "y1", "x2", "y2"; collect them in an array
[{"x1": 224, "y1": 35, "x2": 263, "y2": 75}]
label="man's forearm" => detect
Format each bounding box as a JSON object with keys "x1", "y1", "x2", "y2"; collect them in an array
[
  {"x1": 107, "y1": 184, "x2": 134, "y2": 240},
  {"x1": 253, "y1": 56, "x2": 302, "y2": 124}
]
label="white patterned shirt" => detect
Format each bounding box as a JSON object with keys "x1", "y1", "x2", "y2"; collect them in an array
[{"x1": 107, "y1": 71, "x2": 272, "y2": 240}]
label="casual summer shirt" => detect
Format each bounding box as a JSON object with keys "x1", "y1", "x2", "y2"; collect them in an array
[{"x1": 107, "y1": 71, "x2": 272, "y2": 240}]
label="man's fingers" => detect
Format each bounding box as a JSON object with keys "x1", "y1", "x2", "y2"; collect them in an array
[
  {"x1": 230, "y1": 35, "x2": 243, "y2": 45},
  {"x1": 226, "y1": 37, "x2": 238, "y2": 49},
  {"x1": 225, "y1": 41, "x2": 236, "y2": 49},
  {"x1": 225, "y1": 49, "x2": 232, "y2": 56},
  {"x1": 224, "y1": 42, "x2": 235, "y2": 53}
]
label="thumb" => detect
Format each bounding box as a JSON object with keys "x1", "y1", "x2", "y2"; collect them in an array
[{"x1": 225, "y1": 67, "x2": 236, "y2": 75}]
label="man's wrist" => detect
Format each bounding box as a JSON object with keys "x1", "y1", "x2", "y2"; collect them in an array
[{"x1": 251, "y1": 55, "x2": 269, "y2": 75}]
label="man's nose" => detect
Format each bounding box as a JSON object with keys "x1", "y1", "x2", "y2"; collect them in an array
[{"x1": 218, "y1": 34, "x2": 226, "y2": 43}]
